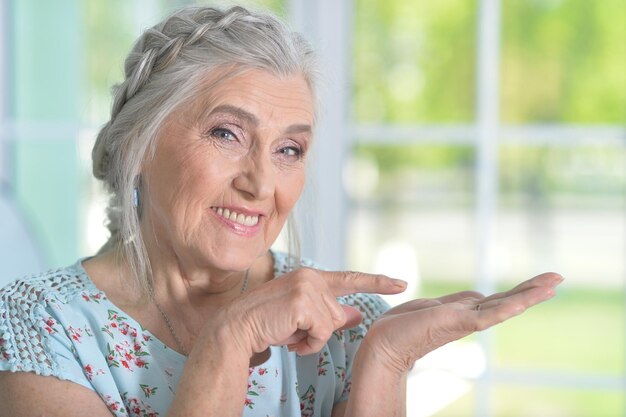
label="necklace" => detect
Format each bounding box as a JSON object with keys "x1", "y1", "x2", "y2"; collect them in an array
[{"x1": 154, "y1": 269, "x2": 250, "y2": 356}]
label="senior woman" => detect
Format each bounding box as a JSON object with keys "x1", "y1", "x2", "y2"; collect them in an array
[{"x1": 0, "y1": 5, "x2": 561, "y2": 417}]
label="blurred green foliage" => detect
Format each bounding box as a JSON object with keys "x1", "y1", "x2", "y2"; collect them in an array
[
  {"x1": 82, "y1": 0, "x2": 286, "y2": 124},
  {"x1": 352, "y1": 0, "x2": 476, "y2": 122},
  {"x1": 84, "y1": 1, "x2": 137, "y2": 124},
  {"x1": 351, "y1": 0, "x2": 626, "y2": 212},
  {"x1": 501, "y1": 0, "x2": 626, "y2": 123},
  {"x1": 352, "y1": 0, "x2": 626, "y2": 124}
]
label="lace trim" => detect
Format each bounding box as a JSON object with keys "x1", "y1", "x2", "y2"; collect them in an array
[
  {"x1": 337, "y1": 293, "x2": 387, "y2": 331},
  {"x1": 0, "y1": 263, "x2": 96, "y2": 376}
]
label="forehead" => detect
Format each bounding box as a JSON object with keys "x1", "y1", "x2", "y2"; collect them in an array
[{"x1": 189, "y1": 69, "x2": 315, "y2": 127}]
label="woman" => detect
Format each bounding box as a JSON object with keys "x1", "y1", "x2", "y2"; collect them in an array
[{"x1": 0, "y1": 5, "x2": 562, "y2": 417}]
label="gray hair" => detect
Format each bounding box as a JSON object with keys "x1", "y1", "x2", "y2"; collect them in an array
[{"x1": 91, "y1": 5, "x2": 319, "y2": 294}]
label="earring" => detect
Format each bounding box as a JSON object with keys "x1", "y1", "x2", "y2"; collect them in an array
[{"x1": 133, "y1": 187, "x2": 140, "y2": 208}]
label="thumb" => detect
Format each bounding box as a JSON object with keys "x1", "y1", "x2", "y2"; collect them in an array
[{"x1": 338, "y1": 305, "x2": 363, "y2": 330}]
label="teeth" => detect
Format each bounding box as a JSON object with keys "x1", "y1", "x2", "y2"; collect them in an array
[{"x1": 212, "y1": 207, "x2": 259, "y2": 227}]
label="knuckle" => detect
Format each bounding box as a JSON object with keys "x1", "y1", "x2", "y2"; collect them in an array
[
  {"x1": 316, "y1": 324, "x2": 334, "y2": 343},
  {"x1": 374, "y1": 274, "x2": 388, "y2": 287},
  {"x1": 293, "y1": 278, "x2": 315, "y2": 297}
]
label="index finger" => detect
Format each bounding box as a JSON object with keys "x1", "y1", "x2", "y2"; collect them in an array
[
  {"x1": 324, "y1": 270, "x2": 408, "y2": 297},
  {"x1": 479, "y1": 272, "x2": 563, "y2": 304}
]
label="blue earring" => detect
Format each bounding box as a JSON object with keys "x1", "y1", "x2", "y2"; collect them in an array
[{"x1": 133, "y1": 187, "x2": 140, "y2": 209}]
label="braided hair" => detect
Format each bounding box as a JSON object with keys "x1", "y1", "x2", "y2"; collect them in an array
[{"x1": 91, "y1": 5, "x2": 318, "y2": 292}]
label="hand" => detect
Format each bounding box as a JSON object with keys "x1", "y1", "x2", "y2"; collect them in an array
[
  {"x1": 359, "y1": 272, "x2": 563, "y2": 374},
  {"x1": 216, "y1": 268, "x2": 408, "y2": 357}
]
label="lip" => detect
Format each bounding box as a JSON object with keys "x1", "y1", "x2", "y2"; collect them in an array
[{"x1": 210, "y1": 206, "x2": 264, "y2": 236}]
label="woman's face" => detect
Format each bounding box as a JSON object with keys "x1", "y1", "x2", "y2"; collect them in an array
[{"x1": 142, "y1": 69, "x2": 314, "y2": 272}]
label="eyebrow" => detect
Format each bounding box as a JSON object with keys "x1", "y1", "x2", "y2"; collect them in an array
[
  {"x1": 209, "y1": 104, "x2": 259, "y2": 126},
  {"x1": 285, "y1": 124, "x2": 312, "y2": 134},
  {"x1": 208, "y1": 104, "x2": 312, "y2": 135}
]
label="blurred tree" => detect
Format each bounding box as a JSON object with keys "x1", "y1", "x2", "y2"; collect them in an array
[
  {"x1": 352, "y1": 0, "x2": 476, "y2": 123},
  {"x1": 501, "y1": 0, "x2": 626, "y2": 123}
]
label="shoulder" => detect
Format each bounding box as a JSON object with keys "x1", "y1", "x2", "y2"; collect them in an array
[
  {"x1": 0, "y1": 261, "x2": 99, "y2": 375},
  {"x1": 1, "y1": 261, "x2": 97, "y2": 308}
]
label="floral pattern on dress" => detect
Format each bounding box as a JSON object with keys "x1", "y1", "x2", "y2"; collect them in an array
[
  {"x1": 101, "y1": 308, "x2": 152, "y2": 372},
  {"x1": 68, "y1": 325, "x2": 85, "y2": 343},
  {"x1": 0, "y1": 252, "x2": 390, "y2": 417},
  {"x1": 341, "y1": 379, "x2": 352, "y2": 399},
  {"x1": 102, "y1": 394, "x2": 125, "y2": 417},
  {"x1": 0, "y1": 336, "x2": 9, "y2": 361},
  {"x1": 317, "y1": 350, "x2": 330, "y2": 376},
  {"x1": 334, "y1": 365, "x2": 347, "y2": 383},
  {"x1": 84, "y1": 364, "x2": 106, "y2": 381},
  {"x1": 348, "y1": 328, "x2": 364, "y2": 343},
  {"x1": 102, "y1": 309, "x2": 142, "y2": 340},
  {"x1": 81, "y1": 292, "x2": 104, "y2": 303},
  {"x1": 333, "y1": 330, "x2": 345, "y2": 343},
  {"x1": 43, "y1": 316, "x2": 59, "y2": 335},
  {"x1": 140, "y1": 384, "x2": 158, "y2": 398},
  {"x1": 106, "y1": 341, "x2": 150, "y2": 371},
  {"x1": 122, "y1": 392, "x2": 159, "y2": 417},
  {"x1": 245, "y1": 367, "x2": 269, "y2": 409},
  {"x1": 299, "y1": 385, "x2": 316, "y2": 417}
]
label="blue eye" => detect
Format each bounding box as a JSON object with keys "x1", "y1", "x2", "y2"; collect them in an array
[
  {"x1": 211, "y1": 128, "x2": 237, "y2": 141},
  {"x1": 280, "y1": 146, "x2": 302, "y2": 157}
]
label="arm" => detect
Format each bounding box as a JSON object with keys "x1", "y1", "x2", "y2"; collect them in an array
[
  {"x1": 0, "y1": 372, "x2": 115, "y2": 417},
  {"x1": 343, "y1": 343, "x2": 408, "y2": 417},
  {"x1": 167, "y1": 322, "x2": 251, "y2": 416}
]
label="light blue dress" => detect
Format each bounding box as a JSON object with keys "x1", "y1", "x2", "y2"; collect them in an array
[{"x1": 0, "y1": 251, "x2": 388, "y2": 416}]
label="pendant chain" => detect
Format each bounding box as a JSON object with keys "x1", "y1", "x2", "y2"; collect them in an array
[{"x1": 154, "y1": 269, "x2": 250, "y2": 356}]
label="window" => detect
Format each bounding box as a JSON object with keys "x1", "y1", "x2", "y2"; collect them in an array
[{"x1": 341, "y1": 0, "x2": 626, "y2": 415}]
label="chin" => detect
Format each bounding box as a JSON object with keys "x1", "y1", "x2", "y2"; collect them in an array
[{"x1": 199, "y1": 245, "x2": 265, "y2": 272}]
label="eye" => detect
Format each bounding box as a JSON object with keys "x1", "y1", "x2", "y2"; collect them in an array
[
  {"x1": 279, "y1": 146, "x2": 302, "y2": 157},
  {"x1": 210, "y1": 127, "x2": 237, "y2": 142}
]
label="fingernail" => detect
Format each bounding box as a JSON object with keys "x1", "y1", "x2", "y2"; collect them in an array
[
  {"x1": 287, "y1": 344, "x2": 297, "y2": 352},
  {"x1": 392, "y1": 279, "x2": 408, "y2": 288}
]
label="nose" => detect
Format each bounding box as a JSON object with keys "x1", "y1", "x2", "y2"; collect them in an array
[{"x1": 232, "y1": 151, "x2": 276, "y2": 201}]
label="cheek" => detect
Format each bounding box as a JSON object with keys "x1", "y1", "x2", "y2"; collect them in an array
[
  {"x1": 276, "y1": 172, "x2": 306, "y2": 215},
  {"x1": 150, "y1": 152, "x2": 224, "y2": 216}
]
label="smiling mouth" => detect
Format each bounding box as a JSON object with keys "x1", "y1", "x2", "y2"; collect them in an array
[{"x1": 211, "y1": 207, "x2": 260, "y2": 227}]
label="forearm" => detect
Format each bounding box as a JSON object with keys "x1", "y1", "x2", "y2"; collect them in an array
[
  {"x1": 344, "y1": 344, "x2": 407, "y2": 417},
  {"x1": 168, "y1": 325, "x2": 250, "y2": 417}
]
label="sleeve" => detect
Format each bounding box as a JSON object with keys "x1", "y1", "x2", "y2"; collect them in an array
[
  {"x1": 333, "y1": 292, "x2": 390, "y2": 403},
  {"x1": 0, "y1": 278, "x2": 94, "y2": 391}
]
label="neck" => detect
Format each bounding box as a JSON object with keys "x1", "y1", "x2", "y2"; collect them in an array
[{"x1": 82, "y1": 246, "x2": 274, "y2": 356}]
